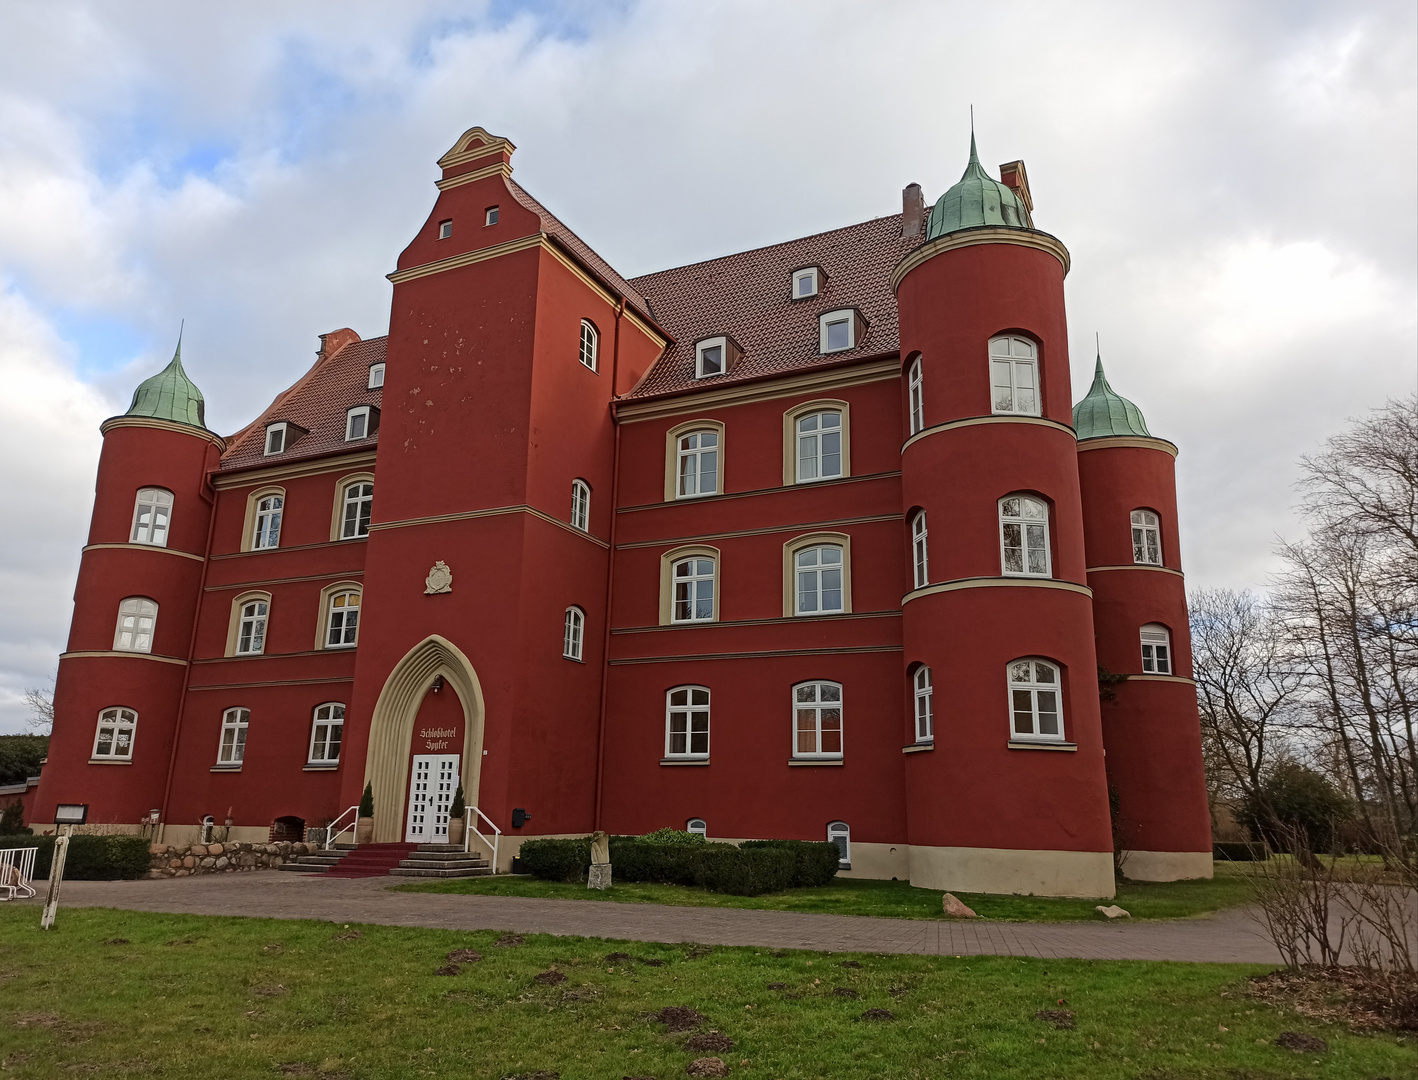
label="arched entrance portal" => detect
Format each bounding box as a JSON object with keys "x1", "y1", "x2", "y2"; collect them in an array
[{"x1": 364, "y1": 635, "x2": 485, "y2": 844}]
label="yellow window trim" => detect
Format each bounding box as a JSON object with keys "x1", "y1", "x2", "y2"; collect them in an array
[
  {"x1": 782, "y1": 531, "x2": 853, "y2": 617},
  {"x1": 658, "y1": 545, "x2": 721, "y2": 626},
  {"x1": 315, "y1": 581, "x2": 363, "y2": 651},
  {"x1": 782, "y1": 399, "x2": 851, "y2": 487},
  {"x1": 663, "y1": 419, "x2": 726, "y2": 503},
  {"x1": 240, "y1": 485, "x2": 287, "y2": 553},
  {"x1": 329, "y1": 472, "x2": 376, "y2": 542},
  {"x1": 225, "y1": 590, "x2": 273, "y2": 658}
]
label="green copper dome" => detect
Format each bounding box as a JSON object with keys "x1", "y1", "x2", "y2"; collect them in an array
[
  {"x1": 126, "y1": 333, "x2": 207, "y2": 429},
  {"x1": 1073, "y1": 355, "x2": 1151, "y2": 440},
  {"x1": 926, "y1": 133, "x2": 1031, "y2": 240}
]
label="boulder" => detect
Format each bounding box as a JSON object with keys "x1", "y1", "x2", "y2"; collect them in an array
[
  {"x1": 208, "y1": 843, "x2": 224, "y2": 856},
  {"x1": 942, "y1": 893, "x2": 979, "y2": 918},
  {"x1": 182, "y1": 856, "x2": 196, "y2": 869},
  {"x1": 1094, "y1": 904, "x2": 1130, "y2": 919}
]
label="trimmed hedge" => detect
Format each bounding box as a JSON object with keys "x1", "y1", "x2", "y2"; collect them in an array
[
  {"x1": 0, "y1": 834, "x2": 151, "y2": 880},
  {"x1": 517, "y1": 835, "x2": 840, "y2": 896},
  {"x1": 1213, "y1": 841, "x2": 1268, "y2": 862}
]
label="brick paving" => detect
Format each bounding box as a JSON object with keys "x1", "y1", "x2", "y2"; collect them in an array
[{"x1": 17, "y1": 872, "x2": 1284, "y2": 964}]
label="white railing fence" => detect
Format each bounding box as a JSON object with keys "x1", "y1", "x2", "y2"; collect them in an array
[
  {"x1": 324, "y1": 805, "x2": 360, "y2": 850},
  {"x1": 463, "y1": 806, "x2": 501, "y2": 872},
  {"x1": 0, "y1": 846, "x2": 38, "y2": 900}
]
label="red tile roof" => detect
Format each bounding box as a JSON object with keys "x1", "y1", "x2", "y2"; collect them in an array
[
  {"x1": 625, "y1": 214, "x2": 916, "y2": 399},
  {"x1": 220, "y1": 336, "x2": 386, "y2": 473}
]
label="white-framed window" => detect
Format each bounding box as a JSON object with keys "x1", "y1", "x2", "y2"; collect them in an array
[
  {"x1": 989, "y1": 335, "x2": 1039, "y2": 416},
  {"x1": 563, "y1": 606, "x2": 585, "y2": 661},
  {"x1": 695, "y1": 337, "x2": 726, "y2": 379},
  {"x1": 793, "y1": 680, "x2": 843, "y2": 758},
  {"x1": 908, "y1": 356, "x2": 924, "y2": 435},
  {"x1": 309, "y1": 703, "x2": 344, "y2": 764},
  {"x1": 686, "y1": 817, "x2": 707, "y2": 837},
  {"x1": 1132, "y1": 509, "x2": 1162, "y2": 565},
  {"x1": 828, "y1": 821, "x2": 851, "y2": 867},
  {"x1": 217, "y1": 707, "x2": 249, "y2": 765},
  {"x1": 570, "y1": 479, "x2": 590, "y2": 531},
  {"x1": 1141, "y1": 624, "x2": 1172, "y2": 675},
  {"x1": 795, "y1": 544, "x2": 844, "y2": 615},
  {"x1": 579, "y1": 320, "x2": 598, "y2": 371},
  {"x1": 792, "y1": 267, "x2": 819, "y2": 299},
  {"x1": 92, "y1": 706, "x2": 137, "y2": 760},
  {"x1": 252, "y1": 493, "x2": 283, "y2": 550},
  {"x1": 438, "y1": 219, "x2": 452, "y2": 239},
  {"x1": 485, "y1": 206, "x2": 499, "y2": 226},
  {"x1": 235, "y1": 599, "x2": 268, "y2": 655},
  {"x1": 912, "y1": 511, "x2": 929, "y2": 589},
  {"x1": 1008, "y1": 659, "x2": 1063, "y2": 742},
  {"x1": 346, "y1": 406, "x2": 372, "y2": 441},
  {"x1": 676, "y1": 430, "x2": 719, "y2": 498},
  {"x1": 999, "y1": 495, "x2": 1051, "y2": 577},
  {"x1": 672, "y1": 557, "x2": 716, "y2": 622},
  {"x1": 796, "y1": 410, "x2": 843, "y2": 482},
  {"x1": 819, "y1": 309, "x2": 857, "y2": 353},
  {"x1": 325, "y1": 590, "x2": 360, "y2": 648},
  {"x1": 130, "y1": 487, "x2": 173, "y2": 546},
  {"x1": 264, "y1": 422, "x2": 288, "y2": 456},
  {"x1": 913, "y1": 665, "x2": 934, "y2": 742},
  {"x1": 113, "y1": 597, "x2": 157, "y2": 653},
  {"x1": 341, "y1": 482, "x2": 374, "y2": 539},
  {"x1": 666, "y1": 686, "x2": 710, "y2": 758},
  {"x1": 367, "y1": 363, "x2": 385, "y2": 390}
]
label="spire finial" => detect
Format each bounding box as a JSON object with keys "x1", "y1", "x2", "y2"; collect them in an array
[
  {"x1": 1095, "y1": 332, "x2": 1103, "y2": 375},
  {"x1": 174, "y1": 319, "x2": 184, "y2": 365},
  {"x1": 968, "y1": 105, "x2": 979, "y2": 164}
]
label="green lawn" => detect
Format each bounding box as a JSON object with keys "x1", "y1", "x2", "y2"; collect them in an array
[
  {"x1": 0, "y1": 906, "x2": 1407, "y2": 1079},
  {"x1": 394, "y1": 863, "x2": 1255, "y2": 922}
]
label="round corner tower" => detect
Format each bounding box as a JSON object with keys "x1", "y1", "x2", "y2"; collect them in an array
[
  {"x1": 32, "y1": 338, "x2": 220, "y2": 830},
  {"x1": 892, "y1": 136, "x2": 1115, "y2": 899},
  {"x1": 1074, "y1": 358, "x2": 1213, "y2": 881}
]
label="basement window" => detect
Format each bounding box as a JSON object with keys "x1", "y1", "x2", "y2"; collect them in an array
[{"x1": 438, "y1": 219, "x2": 453, "y2": 240}]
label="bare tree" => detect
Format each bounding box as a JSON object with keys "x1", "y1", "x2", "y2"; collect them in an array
[{"x1": 23, "y1": 685, "x2": 53, "y2": 735}]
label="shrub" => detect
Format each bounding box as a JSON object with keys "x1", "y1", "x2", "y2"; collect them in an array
[
  {"x1": 739, "y1": 840, "x2": 841, "y2": 887},
  {"x1": 358, "y1": 781, "x2": 374, "y2": 818},
  {"x1": 0, "y1": 834, "x2": 150, "y2": 880},
  {"x1": 450, "y1": 784, "x2": 465, "y2": 820},
  {"x1": 638, "y1": 827, "x2": 707, "y2": 845},
  {"x1": 693, "y1": 845, "x2": 797, "y2": 896},
  {"x1": 1243, "y1": 762, "x2": 1351, "y2": 853},
  {"x1": 517, "y1": 837, "x2": 591, "y2": 882},
  {"x1": 1214, "y1": 841, "x2": 1268, "y2": 861},
  {"x1": 0, "y1": 799, "x2": 28, "y2": 836}
]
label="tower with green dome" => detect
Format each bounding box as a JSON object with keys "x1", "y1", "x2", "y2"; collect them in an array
[{"x1": 125, "y1": 333, "x2": 208, "y2": 429}]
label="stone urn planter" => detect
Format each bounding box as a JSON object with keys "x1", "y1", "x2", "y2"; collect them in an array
[
  {"x1": 355, "y1": 817, "x2": 374, "y2": 844},
  {"x1": 448, "y1": 815, "x2": 466, "y2": 847}
]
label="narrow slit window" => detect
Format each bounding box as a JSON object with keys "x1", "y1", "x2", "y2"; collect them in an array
[
  {"x1": 912, "y1": 511, "x2": 929, "y2": 589},
  {"x1": 908, "y1": 357, "x2": 924, "y2": 435},
  {"x1": 570, "y1": 479, "x2": 591, "y2": 531},
  {"x1": 579, "y1": 320, "x2": 598, "y2": 371},
  {"x1": 914, "y1": 666, "x2": 934, "y2": 742},
  {"x1": 563, "y1": 606, "x2": 585, "y2": 660}
]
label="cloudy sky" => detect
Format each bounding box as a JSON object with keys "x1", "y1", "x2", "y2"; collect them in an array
[{"x1": 0, "y1": 1, "x2": 1414, "y2": 732}]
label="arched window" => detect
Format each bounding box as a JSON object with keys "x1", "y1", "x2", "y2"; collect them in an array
[
  {"x1": 999, "y1": 495, "x2": 1051, "y2": 577},
  {"x1": 913, "y1": 665, "x2": 934, "y2": 742},
  {"x1": 908, "y1": 357, "x2": 924, "y2": 435},
  {"x1": 579, "y1": 320, "x2": 598, "y2": 371},
  {"x1": 686, "y1": 817, "x2": 707, "y2": 837},
  {"x1": 1131, "y1": 509, "x2": 1162, "y2": 565},
  {"x1": 325, "y1": 590, "x2": 361, "y2": 648},
  {"x1": 93, "y1": 707, "x2": 136, "y2": 760},
  {"x1": 795, "y1": 544, "x2": 845, "y2": 615},
  {"x1": 672, "y1": 557, "x2": 716, "y2": 622},
  {"x1": 130, "y1": 488, "x2": 173, "y2": 546},
  {"x1": 252, "y1": 493, "x2": 283, "y2": 550},
  {"x1": 912, "y1": 511, "x2": 929, "y2": 589},
  {"x1": 989, "y1": 335, "x2": 1039, "y2": 416},
  {"x1": 793, "y1": 680, "x2": 843, "y2": 758},
  {"x1": 795, "y1": 409, "x2": 843, "y2": 482},
  {"x1": 1008, "y1": 659, "x2": 1063, "y2": 742},
  {"x1": 217, "y1": 707, "x2": 249, "y2": 765},
  {"x1": 570, "y1": 479, "x2": 590, "y2": 532},
  {"x1": 563, "y1": 606, "x2": 585, "y2": 660},
  {"x1": 676, "y1": 430, "x2": 719, "y2": 498},
  {"x1": 235, "y1": 599, "x2": 268, "y2": 655},
  {"x1": 341, "y1": 482, "x2": 374, "y2": 539},
  {"x1": 1140, "y1": 624, "x2": 1172, "y2": 674},
  {"x1": 113, "y1": 597, "x2": 157, "y2": 653},
  {"x1": 827, "y1": 821, "x2": 851, "y2": 867},
  {"x1": 666, "y1": 686, "x2": 710, "y2": 758},
  {"x1": 309, "y1": 703, "x2": 344, "y2": 764}
]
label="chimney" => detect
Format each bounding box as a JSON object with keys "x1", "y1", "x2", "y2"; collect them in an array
[
  {"x1": 901, "y1": 183, "x2": 925, "y2": 238},
  {"x1": 317, "y1": 328, "x2": 362, "y2": 362},
  {"x1": 998, "y1": 161, "x2": 1034, "y2": 227}
]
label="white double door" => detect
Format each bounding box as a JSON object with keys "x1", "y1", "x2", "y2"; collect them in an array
[{"x1": 405, "y1": 754, "x2": 459, "y2": 843}]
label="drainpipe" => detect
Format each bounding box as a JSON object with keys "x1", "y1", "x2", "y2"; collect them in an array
[{"x1": 593, "y1": 297, "x2": 626, "y2": 830}]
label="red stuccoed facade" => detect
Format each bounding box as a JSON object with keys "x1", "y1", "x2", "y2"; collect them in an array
[{"x1": 31, "y1": 127, "x2": 1212, "y2": 897}]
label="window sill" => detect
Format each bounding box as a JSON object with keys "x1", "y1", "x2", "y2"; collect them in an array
[
  {"x1": 789, "y1": 758, "x2": 844, "y2": 766},
  {"x1": 902, "y1": 742, "x2": 933, "y2": 754},
  {"x1": 88, "y1": 757, "x2": 132, "y2": 765},
  {"x1": 562, "y1": 656, "x2": 585, "y2": 663},
  {"x1": 1007, "y1": 740, "x2": 1077, "y2": 752},
  {"x1": 303, "y1": 763, "x2": 340, "y2": 771},
  {"x1": 211, "y1": 764, "x2": 243, "y2": 772},
  {"x1": 660, "y1": 757, "x2": 710, "y2": 766}
]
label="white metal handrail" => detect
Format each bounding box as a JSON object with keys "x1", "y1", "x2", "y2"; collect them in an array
[
  {"x1": 325, "y1": 805, "x2": 360, "y2": 850},
  {"x1": 463, "y1": 806, "x2": 501, "y2": 872},
  {"x1": 0, "y1": 847, "x2": 37, "y2": 900}
]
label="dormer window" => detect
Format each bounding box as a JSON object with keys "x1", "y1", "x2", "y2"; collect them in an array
[
  {"x1": 345, "y1": 406, "x2": 378, "y2": 442},
  {"x1": 264, "y1": 423, "x2": 288, "y2": 456},
  {"x1": 792, "y1": 266, "x2": 821, "y2": 300},
  {"x1": 485, "y1": 206, "x2": 499, "y2": 226},
  {"x1": 367, "y1": 363, "x2": 385, "y2": 390},
  {"x1": 696, "y1": 338, "x2": 725, "y2": 378},
  {"x1": 438, "y1": 220, "x2": 453, "y2": 240},
  {"x1": 819, "y1": 309, "x2": 862, "y2": 354}
]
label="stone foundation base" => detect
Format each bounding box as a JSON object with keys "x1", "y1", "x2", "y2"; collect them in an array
[
  {"x1": 910, "y1": 845, "x2": 1116, "y2": 899},
  {"x1": 587, "y1": 862, "x2": 612, "y2": 890},
  {"x1": 146, "y1": 841, "x2": 320, "y2": 878},
  {"x1": 1121, "y1": 849, "x2": 1213, "y2": 882}
]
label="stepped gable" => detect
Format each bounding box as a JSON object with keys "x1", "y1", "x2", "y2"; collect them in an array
[
  {"x1": 506, "y1": 178, "x2": 652, "y2": 322},
  {"x1": 220, "y1": 335, "x2": 387, "y2": 472},
  {"x1": 625, "y1": 214, "x2": 918, "y2": 399}
]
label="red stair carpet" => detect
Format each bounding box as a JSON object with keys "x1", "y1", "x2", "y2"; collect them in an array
[{"x1": 323, "y1": 842, "x2": 419, "y2": 878}]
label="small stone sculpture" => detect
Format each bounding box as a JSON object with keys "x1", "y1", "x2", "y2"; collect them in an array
[
  {"x1": 424, "y1": 561, "x2": 453, "y2": 594},
  {"x1": 587, "y1": 829, "x2": 611, "y2": 890}
]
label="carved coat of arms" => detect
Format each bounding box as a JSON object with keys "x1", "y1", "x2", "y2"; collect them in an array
[{"x1": 424, "y1": 561, "x2": 453, "y2": 595}]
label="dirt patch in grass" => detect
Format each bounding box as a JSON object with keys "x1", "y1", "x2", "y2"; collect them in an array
[
  {"x1": 250, "y1": 984, "x2": 289, "y2": 997},
  {"x1": 446, "y1": 949, "x2": 482, "y2": 963},
  {"x1": 1036, "y1": 1008, "x2": 1076, "y2": 1030},
  {"x1": 652, "y1": 1005, "x2": 707, "y2": 1031},
  {"x1": 102, "y1": 938, "x2": 129, "y2": 945},
  {"x1": 1248, "y1": 966, "x2": 1418, "y2": 1031},
  {"x1": 533, "y1": 969, "x2": 567, "y2": 986},
  {"x1": 839, "y1": 960, "x2": 862, "y2": 969},
  {"x1": 275, "y1": 1065, "x2": 352, "y2": 1078},
  {"x1": 1274, "y1": 1031, "x2": 1328, "y2": 1053},
  {"x1": 332, "y1": 931, "x2": 362, "y2": 942},
  {"x1": 682, "y1": 1030, "x2": 734, "y2": 1052},
  {"x1": 11, "y1": 1012, "x2": 104, "y2": 1043},
  {"x1": 766, "y1": 982, "x2": 787, "y2": 990},
  {"x1": 686, "y1": 1059, "x2": 729, "y2": 1078},
  {"x1": 501, "y1": 1072, "x2": 559, "y2": 1080},
  {"x1": 434, "y1": 963, "x2": 462, "y2": 976},
  {"x1": 859, "y1": 1008, "x2": 894, "y2": 1021},
  {"x1": 494, "y1": 934, "x2": 524, "y2": 947},
  {"x1": 832, "y1": 987, "x2": 860, "y2": 999}
]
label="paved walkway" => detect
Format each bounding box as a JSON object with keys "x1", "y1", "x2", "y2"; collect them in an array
[{"x1": 16, "y1": 872, "x2": 1284, "y2": 964}]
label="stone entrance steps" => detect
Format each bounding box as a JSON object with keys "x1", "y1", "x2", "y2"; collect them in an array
[
  {"x1": 389, "y1": 843, "x2": 492, "y2": 879},
  {"x1": 277, "y1": 843, "x2": 358, "y2": 873},
  {"x1": 324, "y1": 842, "x2": 420, "y2": 878}
]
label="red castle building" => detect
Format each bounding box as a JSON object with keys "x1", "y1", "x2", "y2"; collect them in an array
[{"x1": 31, "y1": 126, "x2": 1211, "y2": 897}]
